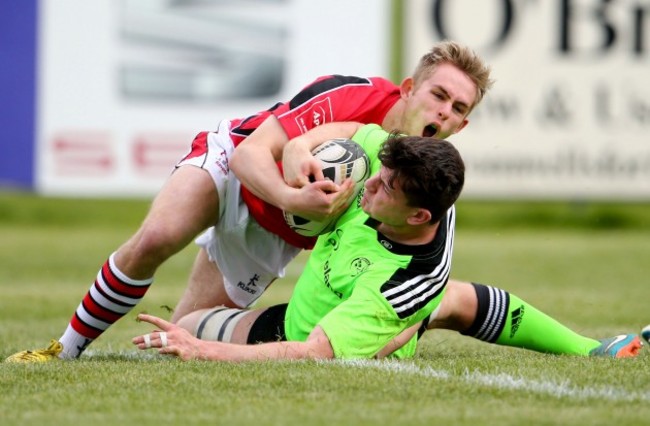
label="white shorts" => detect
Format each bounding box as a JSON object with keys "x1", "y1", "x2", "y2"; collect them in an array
[{"x1": 176, "y1": 120, "x2": 302, "y2": 307}]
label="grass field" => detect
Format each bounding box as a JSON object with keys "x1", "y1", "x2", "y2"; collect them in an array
[{"x1": 1, "y1": 192, "x2": 650, "y2": 425}]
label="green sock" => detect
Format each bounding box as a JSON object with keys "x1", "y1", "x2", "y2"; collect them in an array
[
  {"x1": 495, "y1": 293, "x2": 600, "y2": 355},
  {"x1": 464, "y1": 284, "x2": 601, "y2": 356}
]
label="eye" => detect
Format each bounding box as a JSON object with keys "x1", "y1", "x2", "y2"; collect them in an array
[
  {"x1": 381, "y1": 179, "x2": 393, "y2": 194},
  {"x1": 454, "y1": 104, "x2": 468, "y2": 115}
]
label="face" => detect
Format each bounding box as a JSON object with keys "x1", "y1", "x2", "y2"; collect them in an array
[
  {"x1": 399, "y1": 62, "x2": 477, "y2": 139},
  {"x1": 361, "y1": 167, "x2": 416, "y2": 227}
]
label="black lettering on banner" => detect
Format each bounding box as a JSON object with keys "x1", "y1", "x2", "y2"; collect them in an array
[
  {"x1": 538, "y1": 86, "x2": 572, "y2": 126},
  {"x1": 431, "y1": 0, "x2": 514, "y2": 51},
  {"x1": 560, "y1": 0, "x2": 650, "y2": 56},
  {"x1": 560, "y1": 0, "x2": 616, "y2": 54},
  {"x1": 427, "y1": 0, "x2": 650, "y2": 56}
]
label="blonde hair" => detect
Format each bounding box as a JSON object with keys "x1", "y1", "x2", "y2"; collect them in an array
[{"x1": 413, "y1": 40, "x2": 494, "y2": 108}]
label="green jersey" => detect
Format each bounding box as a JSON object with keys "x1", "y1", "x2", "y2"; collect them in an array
[{"x1": 284, "y1": 124, "x2": 456, "y2": 359}]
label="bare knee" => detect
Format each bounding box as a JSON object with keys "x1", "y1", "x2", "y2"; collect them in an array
[
  {"x1": 428, "y1": 280, "x2": 478, "y2": 331},
  {"x1": 130, "y1": 223, "x2": 185, "y2": 261},
  {"x1": 116, "y1": 167, "x2": 220, "y2": 277},
  {"x1": 116, "y1": 225, "x2": 186, "y2": 277}
]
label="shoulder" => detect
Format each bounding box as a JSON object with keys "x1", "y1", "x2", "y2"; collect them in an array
[
  {"x1": 297, "y1": 75, "x2": 396, "y2": 96},
  {"x1": 367, "y1": 76, "x2": 399, "y2": 90}
]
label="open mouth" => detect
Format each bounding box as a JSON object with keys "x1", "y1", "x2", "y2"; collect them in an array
[{"x1": 423, "y1": 124, "x2": 438, "y2": 137}]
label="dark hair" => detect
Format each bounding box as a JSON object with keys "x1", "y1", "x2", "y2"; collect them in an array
[{"x1": 378, "y1": 133, "x2": 465, "y2": 223}]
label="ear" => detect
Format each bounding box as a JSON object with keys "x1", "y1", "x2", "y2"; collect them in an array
[
  {"x1": 406, "y1": 208, "x2": 432, "y2": 226},
  {"x1": 399, "y1": 77, "x2": 414, "y2": 99}
]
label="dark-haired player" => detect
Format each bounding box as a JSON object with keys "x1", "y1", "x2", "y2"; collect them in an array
[
  {"x1": 6, "y1": 40, "x2": 492, "y2": 361},
  {"x1": 133, "y1": 124, "x2": 464, "y2": 360}
]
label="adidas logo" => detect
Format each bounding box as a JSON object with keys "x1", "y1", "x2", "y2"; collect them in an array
[{"x1": 510, "y1": 305, "x2": 525, "y2": 338}]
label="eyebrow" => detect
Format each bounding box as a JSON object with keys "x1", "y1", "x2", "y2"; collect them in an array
[
  {"x1": 380, "y1": 169, "x2": 394, "y2": 193},
  {"x1": 434, "y1": 86, "x2": 471, "y2": 111}
]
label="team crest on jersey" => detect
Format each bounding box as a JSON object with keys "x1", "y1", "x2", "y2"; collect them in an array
[
  {"x1": 294, "y1": 98, "x2": 333, "y2": 132},
  {"x1": 350, "y1": 257, "x2": 371, "y2": 277}
]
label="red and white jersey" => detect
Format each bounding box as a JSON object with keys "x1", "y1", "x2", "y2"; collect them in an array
[{"x1": 230, "y1": 75, "x2": 400, "y2": 249}]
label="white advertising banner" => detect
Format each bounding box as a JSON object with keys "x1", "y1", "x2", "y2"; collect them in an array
[
  {"x1": 404, "y1": 0, "x2": 650, "y2": 200},
  {"x1": 36, "y1": 0, "x2": 389, "y2": 196}
]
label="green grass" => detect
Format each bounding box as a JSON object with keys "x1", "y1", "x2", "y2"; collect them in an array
[{"x1": 1, "y1": 192, "x2": 650, "y2": 425}]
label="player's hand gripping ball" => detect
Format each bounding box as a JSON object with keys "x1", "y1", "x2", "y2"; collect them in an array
[{"x1": 283, "y1": 138, "x2": 369, "y2": 236}]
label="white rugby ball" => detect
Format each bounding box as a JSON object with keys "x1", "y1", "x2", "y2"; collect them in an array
[{"x1": 283, "y1": 138, "x2": 370, "y2": 236}]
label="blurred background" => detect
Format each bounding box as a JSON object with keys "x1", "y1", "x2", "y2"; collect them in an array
[
  {"x1": 1, "y1": 0, "x2": 649, "y2": 200},
  {"x1": 1, "y1": 0, "x2": 649, "y2": 374},
  {"x1": 2, "y1": 5, "x2": 649, "y2": 422}
]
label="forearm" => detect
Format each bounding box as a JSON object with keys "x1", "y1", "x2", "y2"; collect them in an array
[
  {"x1": 231, "y1": 120, "x2": 364, "y2": 212},
  {"x1": 229, "y1": 116, "x2": 295, "y2": 209},
  {"x1": 135, "y1": 314, "x2": 336, "y2": 362},
  {"x1": 195, "y1": 340, "x2": 329, "y2": 362},
  {"x1": 375, "y1": 323, "x2": 420, "y2": 358},
  {"x1": 230, "y1": 145, "x2": 296, "y2": 210},
  {"x1": 190, "y1": 326, "x2": 335, "y2": 362}
]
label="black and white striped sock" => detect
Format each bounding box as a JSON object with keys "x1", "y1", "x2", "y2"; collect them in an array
[{"x1": 461, "y1": 283, "x2": 510, "y2": 343}]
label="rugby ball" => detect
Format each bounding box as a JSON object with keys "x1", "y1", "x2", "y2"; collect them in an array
[{"x1": 283, "y1": 138, "x2": 370, "y2": 236}]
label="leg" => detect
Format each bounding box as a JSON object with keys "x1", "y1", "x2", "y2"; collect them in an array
[
  {"x1": 373, "y1": 282, "x2": 475, "y2": 359},
  {"x1": 427, "y1": 280, "x2": 477, "y2": 332},
  {"x1": 170, "y1": 248, "x2": 238, "y2": 323},
  {"x1": 175, "y1": 304, "x2": 288, "y2": 344},
  {"x1": 171, "y1": 179, "x2": 302, "y2": 318},
  {"x1": 117, "y1": 166, "x2": 220, "y2": 277},
  {"x1": 428, "y1": 280, "x2": 642, "y2": 357},
  {"x1": 59, "y1": 166, "x2": 220, "y2": 358}
]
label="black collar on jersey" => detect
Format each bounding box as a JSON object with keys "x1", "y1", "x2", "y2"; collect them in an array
[{"x1": 364, "y1": 214, "x2": 448, "y2": 257}]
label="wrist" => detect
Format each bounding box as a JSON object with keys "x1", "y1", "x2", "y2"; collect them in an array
[{"x1": 277, "y1": 186, "x2": 299, "y2": 212}]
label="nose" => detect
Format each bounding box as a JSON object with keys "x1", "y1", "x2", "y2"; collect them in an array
[
  {"x1": 438, "y1": 102, "x2": 452, "y2": 119},
  {"x1": 364, "y1": 174, "x2": 378, "y2": 192}
]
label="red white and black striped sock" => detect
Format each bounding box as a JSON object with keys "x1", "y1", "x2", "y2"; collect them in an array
[{"x1": 58, "y1": 252, "x2": 153, "y2": 358}]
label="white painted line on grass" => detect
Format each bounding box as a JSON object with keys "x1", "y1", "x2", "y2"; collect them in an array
[
  {"x1": 84, "y1": 350, "x2": 649, "y2": 402},
  {"x1": 332, "y1": 359, "x2": 650, "y2": 402}
]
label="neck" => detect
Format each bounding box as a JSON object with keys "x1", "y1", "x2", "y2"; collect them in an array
[
  {"x1": 381, "y1": 100, "x2": 404, "y2": 132},
  {"x1": 377, "y1": 221, "x2": 439, "y2": 246}
]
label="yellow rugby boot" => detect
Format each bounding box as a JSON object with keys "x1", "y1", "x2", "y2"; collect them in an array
[{"x1": 5, "y1": 340, "x2": 63, "y2": 363}]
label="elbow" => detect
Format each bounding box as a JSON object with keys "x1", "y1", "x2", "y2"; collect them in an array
[
  {"x1": 229, "y1": 147, "x2": 244, "y2": 176},
  {"x1": 306, "y1": 326, "x2": 336, "y2": 359}
]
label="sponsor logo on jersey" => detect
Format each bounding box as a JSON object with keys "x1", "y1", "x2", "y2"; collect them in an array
[
  {"x1": 380, "y1": 240, "x2": 393, "y2": 250},
  {"x1": 294, "y1": 98, "x2": 333, "y2": 133},
  {"x1": 323, "y1": 260, "x2": 343, "y2": 298},
  {"x1": 216, "y1": 150, "x2": 228, "y2": 176},
  {"x1": 510, "y1": 305, "x2": 525, "y2": 338},
  {"x1": 326, "y1": 229, "x2": 343, "y2": 251}
]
